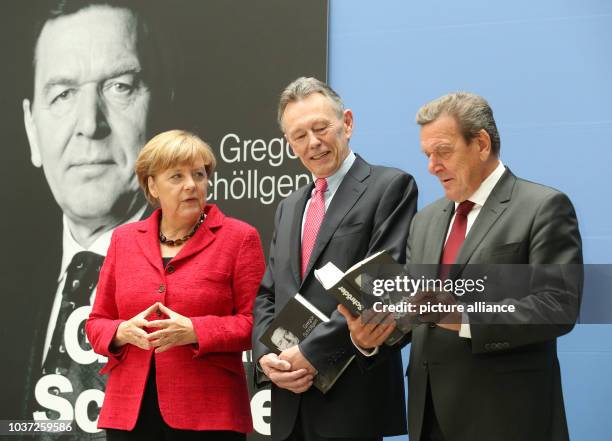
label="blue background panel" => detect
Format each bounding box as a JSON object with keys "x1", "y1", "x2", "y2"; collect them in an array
[{"x1": 328, "y1": 1, "x2": 612, "y2": 439}]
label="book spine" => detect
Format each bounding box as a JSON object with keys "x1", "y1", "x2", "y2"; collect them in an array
[{"x1": 331, "y1": 278, "x2": 365, "y2": 316}]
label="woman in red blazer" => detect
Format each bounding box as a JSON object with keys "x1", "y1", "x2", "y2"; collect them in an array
[{"x1": 86, "y1": 130, "x2": 265, "y2": 441}]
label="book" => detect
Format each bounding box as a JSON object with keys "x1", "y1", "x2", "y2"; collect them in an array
[
  {"x1": 259, "y1": 293, "x2": 354, "y2": 394},
  {"x1": 314, "y1": 250, "x2": 411, "y2": 345}
]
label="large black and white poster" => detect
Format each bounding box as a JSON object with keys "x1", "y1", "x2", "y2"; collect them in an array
[{"x1": 0, "y1": 1, "x2": 327, "y2": 439}]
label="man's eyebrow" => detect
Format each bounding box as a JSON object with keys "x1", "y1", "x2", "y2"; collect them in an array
[
  {"x1": 41, "y1": 66, "x2": 143, "y2": 95},
  {"x1": 288, "y1": 128, "x2": 306, "y2": 137},
  {"x1": 427, "y1": 141, "x2": 451, "y2": 150},
  {"x1": 101, "y1": 66, "x2": 143, "y2": 81},
  {"x1": 288, "y1": 118, "x2": 329, "y2": 136},
  {"x1": 42, "y1": 77, "x2": 79, "y2": 95}
]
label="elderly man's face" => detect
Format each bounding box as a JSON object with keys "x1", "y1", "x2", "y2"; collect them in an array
[
  {"x1": 282, "y1": 93, "x2": 352, "y2": 179},
  {"x1": 23, "y1": 5, "x2": 150, "y2": 223},
  {"x1": 420, "y1": 115, "x2": 489, "y2": 202}
]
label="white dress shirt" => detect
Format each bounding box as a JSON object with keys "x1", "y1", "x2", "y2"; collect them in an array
[
  {"x1": 356, "y1": 160, "x2": 506, "y2": 354},
  {"x1": 297, "y1": 152, "x2": 377, "y2": 355},
  {"x1": 448, "y1": 160, "x2": 506, "y2": 338},
  {"x1": 42, "y1": 206, "x2": 147, "y2": 363}
]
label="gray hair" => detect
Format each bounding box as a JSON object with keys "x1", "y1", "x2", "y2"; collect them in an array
[
  {"x1": 277, "y1": 77, "x2": 345, "y2": 130},
  {"x1": 416, "y1": 92, "x2": 501, "y2": 155}
]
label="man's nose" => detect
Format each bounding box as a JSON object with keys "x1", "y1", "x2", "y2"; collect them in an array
[
  {"x1": 307, "y1": 131, "x2": 321, "y2": 149},
  {"x1": 428, "y1": 155, "x2": 442, "y2": 175},
  {"x1": 75, "y1": 87, "x2": 110, "y2": 139}
]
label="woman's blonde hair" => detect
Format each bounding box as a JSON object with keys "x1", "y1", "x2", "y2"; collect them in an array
[{"x1": 135, "y1": 129, "x2": 216, "y2": 205}]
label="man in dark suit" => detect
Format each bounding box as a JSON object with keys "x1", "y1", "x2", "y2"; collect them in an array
[
  {"x1": 251, "y1": 77, "x2": 418, "y2": 441},
  {"x1": 342, "y1": 92, "x2": 582, "y2": 441}
]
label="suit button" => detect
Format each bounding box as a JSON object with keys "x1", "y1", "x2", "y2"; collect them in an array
[
  {"x1": 158, "y1": 284, "x2": 165, "y2": 293},
  {"x1": 484, "y1": 343, "x2": 491, "y2": 351},
  {"x1": 428, "y1": 323, "x2": 436, "y2": 329},
  {"x1": 503, "y1": 342, "x2": 510, "y2": 349},
  {"x1": 166, "y1": 265, "x2": 175, "y2": 274},
  {"x1": 422, "y1": 361, "x2": 428, "y2": 368}
]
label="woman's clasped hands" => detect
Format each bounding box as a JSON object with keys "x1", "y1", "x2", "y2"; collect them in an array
[{"x1": 112, "y1": 302, "x2": 197, "y2": 353}]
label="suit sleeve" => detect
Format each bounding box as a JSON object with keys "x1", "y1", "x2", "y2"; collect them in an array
[
  {"x1": 300, "y1": 172, "x2": 418, "y2": 374},
  {"x1": 251, "y1": 201, "x2": 283, "y2": 384},
  {"x1": 367, "y1": 172, "x2": 419, "y2": 263},
  {"x1": 86, "y1": 231, "x2": 128, "y2": 373},
  {"x1": 354, "y1": 213, "x2": 419, "y2": 372},
  {"x1": 469, "y1": 191, "x2": 583, "y2": 354},
  {"x1": 191, "y1": 227, "x2": 265, "y2": 357}
]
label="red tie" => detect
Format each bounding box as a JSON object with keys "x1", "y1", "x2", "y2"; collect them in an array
[
  {"x1": 441, "y1": 200, "x2": 475, "y2": 265},
  {"x1": 301, "y1": 178, "x2": 328, "y2": 279}
]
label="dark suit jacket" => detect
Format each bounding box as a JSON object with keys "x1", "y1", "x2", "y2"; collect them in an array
[
  {"x1": 5, "y1": 205, "x2": 153, "y2": 441},
  {"x1": 404, "y1": 169, "x2": 582, "y2": 441},
  {"x1": 5, "y1": 212, "x2": 63, "y2": 424},
  {"x1": 12, "y1": 208, "x2": 150, "y2": 430},
  {"x1": 252, "y1": 155, "x2": 417, "y2": 440},
  {"x1": 86, "y1": 204, "x2": 265, "y2": 432}
]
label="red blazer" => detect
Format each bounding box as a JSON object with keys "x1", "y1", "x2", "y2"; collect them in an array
[{"x1": 86, "y1": 204, "x2": 265, "y2": 432}]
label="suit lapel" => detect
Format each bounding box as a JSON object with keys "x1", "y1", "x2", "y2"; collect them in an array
[
  {"x1": 135, "y1": 209, "x2": 164, "y2": 275},
  {"x1": 454, "y1": 169, "x2": 516, "y2": 266},
  {"x1": 289, "y1": 185, "x2": 312, "y2": 285},
  {"x1": 425, "y1": 200, "x2": 454, "y2": 264},
  {"x1": 301, "y1": 156, "x2": 369, "y2": 285},
  {"x1": 171, "y1": 204, "x2": 224, "y2": 264},
  {"x1": 134, "y1": 204, "x2": 224, "y2": 271},
  {"x1": 410, "y1": 200, "x2": 453, "y2": 280}
]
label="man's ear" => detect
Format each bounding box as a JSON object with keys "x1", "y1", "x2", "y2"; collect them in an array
[
  {"x1": 148, "y1": 175, "x2": 158, "y2": 199},
  {"x1": 343, "y1": 109, "x2": 354, "y2": 139},
  {"x1": 284, "y1": 134, "x2": 298, "y2": 157},
  {"x1": 23, "y1": 99, "x2": 42, "y2": 168},
  {"x1": 477, "y1": 129, "x2": 492, "y2": 160}
]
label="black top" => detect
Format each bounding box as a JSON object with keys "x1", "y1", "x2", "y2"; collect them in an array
[{"x1": 162, "y1": 257, "x2": 172, "y2": 268}]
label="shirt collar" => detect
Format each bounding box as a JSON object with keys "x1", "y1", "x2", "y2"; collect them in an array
[
  {"x1": 455, "y1": 160, "x2": 506, "y2": 209},
  {"x1": 312, "y1": 150, "x2": 356, "y2": 195},
  {"x1": 59, "y1": 205, "x2": 147, "y2": 281}
]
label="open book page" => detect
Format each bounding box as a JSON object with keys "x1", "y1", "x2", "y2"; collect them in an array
[{"x1": 314, "y1": 262, "x2": 345, "y2": 290}]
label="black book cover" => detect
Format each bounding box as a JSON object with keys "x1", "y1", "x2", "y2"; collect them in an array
[
  {"x1": 315, "y1": 250, "x2": 410, "y2": 345},
  {"x1": 259, "y1": 293, "x2": 354, "y2": 393}
]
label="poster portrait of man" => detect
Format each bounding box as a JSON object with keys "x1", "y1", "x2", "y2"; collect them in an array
[
  {"x1": 270, "y1": 327, "x2": 301, "y2": 352},
  {"x1": 0, "y1": 1, "x2": 327, "y2": 439}
]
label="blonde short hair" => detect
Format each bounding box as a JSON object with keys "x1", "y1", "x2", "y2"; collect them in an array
[{"x1": 135, "y1": 130, "x2": 216, "y2": 205}]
